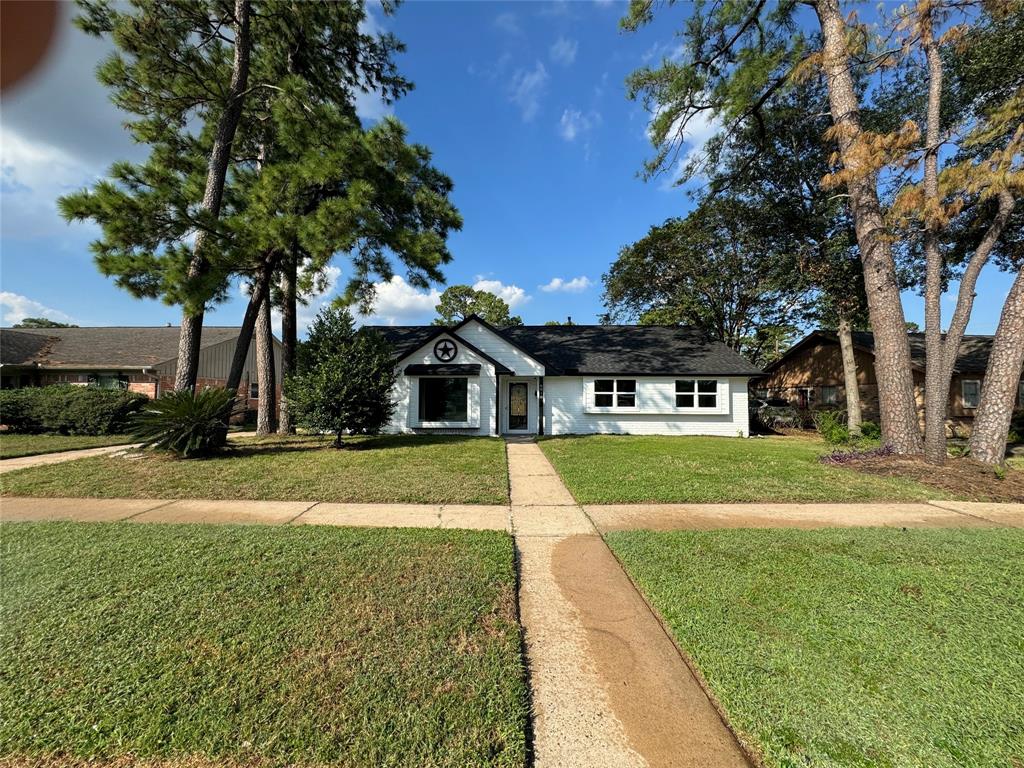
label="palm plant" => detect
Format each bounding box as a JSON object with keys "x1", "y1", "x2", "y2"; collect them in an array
[{"x1": 131, "y1": 388, "x2": 243, "y2": 458}]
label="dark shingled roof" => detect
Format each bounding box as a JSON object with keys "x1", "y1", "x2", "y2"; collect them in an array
[
  {"x1": 0, "y1": 326, "x2": 244, "y2": 369},
  {"x1": 770, "y1": 330, "x2": 994, "y2": 374},
  {"x1": 0, "y1": 330, "x2": 53, "y2": 365},
  {"x1": 372, "y1": 322, "x2": 762, "y2": 377}
]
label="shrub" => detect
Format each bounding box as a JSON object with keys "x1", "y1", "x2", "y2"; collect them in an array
[
  {"x1": 0, "y1": 386, "x2": 147, "y2": 435},
  {"x1": 285, "y1": 307, "x2": 397, "y2": 447},
  {"x1": 755, "y1": 404, "x2": 801, "y2": 431},
  {"x1": 131, "y1": 388, "x2": 243, "y2": 458},
  {"x1": 813, "y1": 409, "x2": 850, "y2": 445},
  {"x1": 0, "y1": 389, "x2": 36, "y2": 432},
  {"x1": 858, "y1": 420, "x2": 881, "y2": 440},
  {"x1": 820, "y1": 444, "x2": 895, "y2": 465}
]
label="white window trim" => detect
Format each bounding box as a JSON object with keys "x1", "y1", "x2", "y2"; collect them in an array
[
  {"x1": 587, "y1": 378, "x2": 639, "y2": 413},
  {"x1": 673, "y1": 378, "x2": 725, "y2": 413},
  {"x1": 412, "y1": 376, "x2": 480, "y2": 428},
  {"x1": 962, "y1": 379, "x2": 981, "y2": 409}
]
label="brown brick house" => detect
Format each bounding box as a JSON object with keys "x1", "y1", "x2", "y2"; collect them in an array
[
  {"x1": 756, "y1": 330, "x2": 1024, "y2": 435},
  {"x1": 0, "y1": 326, "x2": 282, "y2": 411}
]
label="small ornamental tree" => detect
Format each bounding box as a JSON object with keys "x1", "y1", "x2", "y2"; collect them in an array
[{"x1": 285, "y1": 307, "x2": 397, "y2": 447}]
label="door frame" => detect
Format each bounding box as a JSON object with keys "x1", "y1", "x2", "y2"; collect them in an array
[{"x1": 504, "y1": 378, "x2": 534, "y2": 434}]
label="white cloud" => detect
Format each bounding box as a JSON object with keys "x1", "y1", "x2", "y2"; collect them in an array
[
  {"x1": 0, "y1": 291, "x2": 76, "y2": 326},
  {"x1": 494, "y1": 12, "x2": 520, "y2": 34},
  {"x1": 558, "y1": 108, "x2": 600, "y2": 142},
  {"x1": 540, "y1": 276, "x2": 593, "y2": 293},
  {"x1": 0, "y1": 127, "x2": 102, "y2": 242},
  {"x1": 358, "y1": 275, "x2": 443, "y2": 326},
  {"x1": 472, "y1": 278, "x2": 530, "y2": 309},
  {"x1": 549, "y1": 37, "x2": 578, "y2": 66},
  {"x1": 509, "y1": 62, "x2": 548, "y2": 122}
]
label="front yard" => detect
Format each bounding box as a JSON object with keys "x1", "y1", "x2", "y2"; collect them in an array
[
  {"x1": 0, "y1": 434, "x2": 509, "y2": 504},
  {"x1": 0, "y1": 433, "x2": 134, "y2": 460},
  {"x1": 539, "y1": 435, "x2": 948, "y2": 503},
  {"x1": 607, "y1": 527, "x2": 1024, "y2": 768},
  {"x1": 0, "y1": 522, "x2": 527, "y2": 767}
]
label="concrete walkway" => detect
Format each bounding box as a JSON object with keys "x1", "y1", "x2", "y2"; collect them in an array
[
  {"x1": 507, "y1": 441, "x2": 751, "y2": 768},
  {"x1": 0, "y1": 443, "x2": 139, "y2": 475}
]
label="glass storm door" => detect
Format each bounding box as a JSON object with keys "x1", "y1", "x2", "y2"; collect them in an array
[{"x1": 509, "y1": 382, "x2": 529, "y2": 431}]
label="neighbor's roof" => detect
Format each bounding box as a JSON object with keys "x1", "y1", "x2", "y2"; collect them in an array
[
  {"x1": 0, "y1": 326, "x2": 245, "y2": 370},
  {"x1": 370, "y1": 320, "x2": 763, "y2": 377},
  {"x1": 764, "y1": 330, "x2": 994, "y2": 374}
]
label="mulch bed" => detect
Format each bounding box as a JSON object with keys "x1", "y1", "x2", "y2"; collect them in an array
[{"x1": 842, "y1": 454, "x2": 1024, "y2": 502}]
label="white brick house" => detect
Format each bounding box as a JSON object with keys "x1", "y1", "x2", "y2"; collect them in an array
[{"x1": 370, "y1": 316, "x2": 762, "y2": 437}]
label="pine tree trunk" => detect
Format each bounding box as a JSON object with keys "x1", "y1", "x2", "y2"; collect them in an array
[
  {"x1": 225, "y1": 251, "x2": 277, "y2": 393},
  {"x1": 173, "y1": 0, "x2": 251, "y2": 391},
  {"x1": 277, "y1": 248, "x2": 298, "y2": 434},
  {"x1": 174, "y1": 315, "x2": 203, "y2": 392},
  {"x1": 256, "y1": 290, "x2": 276, "y2": 435},
  {"x1": 921, "y1": 13, "x2": 948, "y2": 466},
  {"x1": 815, "y1": 0, "x2": 922, "y2": 454},
  {"x1": 969, "y1": 269, "x2": 1024, "y2": 465},
  {"x1": 837, "y1": 317, "x2": 862, "y2": 435}
]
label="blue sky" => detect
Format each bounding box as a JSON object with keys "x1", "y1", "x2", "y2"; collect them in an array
[{"x1": 0, "y1": 0, "x2": 1015, "y2": 333}]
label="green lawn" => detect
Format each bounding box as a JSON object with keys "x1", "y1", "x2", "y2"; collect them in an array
[
  {"x1": 539, "y1": 435, "x2": 944, "y2": 503},
  {"x1": 0, "y1": 522, "x2": 527, "y2": 767},
  {"x1": 606, "y1": 528, "x2": 1024, "y2": 768},
  {"x1": 0, "y1": 433, "x2": 134, "y2": 460},
  {"x1": 0, "y1": 434, "x2": 509, "y2": 504}
]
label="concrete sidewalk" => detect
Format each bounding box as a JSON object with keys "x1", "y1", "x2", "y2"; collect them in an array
[
  {"x1": 0, "y1": 443, "x2": 139, "y2": 475},
  {"x1": 0, "y1": 497, "x2": 512, "y2": 530}
]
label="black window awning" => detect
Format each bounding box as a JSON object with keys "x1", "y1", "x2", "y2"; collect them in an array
[{"x1": 404, "y1": 364, "x2": 481, "y2": 376}]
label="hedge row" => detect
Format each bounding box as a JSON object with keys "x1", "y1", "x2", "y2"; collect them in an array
[{"x1": 0, "y1": 386, "x2": 148, "y2": 435}]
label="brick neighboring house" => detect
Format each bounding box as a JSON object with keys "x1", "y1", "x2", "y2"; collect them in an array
[
  {"x1": 0, "y1": 326, "x2": 282, "y2": 412},
  {"x1": 756, "y1": 330, "x2": 1024, "y2": 435}
]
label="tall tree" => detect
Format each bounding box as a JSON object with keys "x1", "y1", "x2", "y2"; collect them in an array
[
  {"x1": 603, "y1": 196, "x2": 808, "y2": 367},
  {"x1": 63, "y1": 0, "x2": 421, "y2": 392},
  {"x1": 434, "y1": 285, "x2": 524, "y2": 326},
  {"x1": 696, "y1": 77, "x2": 867, "y2": 429},
  {"x1": 622, "y1": 0, "x2": 1022, "y2": 458}
]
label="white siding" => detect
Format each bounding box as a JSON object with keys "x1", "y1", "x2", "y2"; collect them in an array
[
  {"x1": 388, "y1": 333, "x2": 497, "y2": 436},
  {"x1": 456, "y1": 319, "x2": 545, "y2": 376},
  {"x1": 545, "y1": 376, "x2": 751, "y2": 436}
]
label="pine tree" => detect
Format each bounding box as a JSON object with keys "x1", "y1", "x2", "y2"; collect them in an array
[{"x1": 621, "y1": 0, "x2": 1022, "y2": 458}]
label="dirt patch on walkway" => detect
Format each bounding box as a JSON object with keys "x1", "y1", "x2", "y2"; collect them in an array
[
  {"x1": 839, "y1": 455, "x2": 1024, "y2": 502},
  {"x1": 550, "y1": 535, "x2": 752, "y2": 768}
]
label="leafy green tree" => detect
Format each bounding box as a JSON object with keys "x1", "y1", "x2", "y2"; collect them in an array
[
  {"x1": 433, "y1": 285, "x2": 523, "y2": 326},
  {"x1": 602, "y1": 196, "x2": 809, "y2": 367},
  {"x1": 622, "y1": 0, "x2": 1022, "y2": 461},
  {"x1": 285, "y1": 307, "x2": 397, "y2": 448},
  {"x1": 61, "y1": 0, "x2": 423, "y2": 393},
  {"x1": 12, "y1": 318, "x2": 77, "y2": 328}
]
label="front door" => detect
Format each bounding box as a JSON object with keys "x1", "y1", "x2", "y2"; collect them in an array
[{"x1": 508, "y1": 382, "x2": 529, "y2": 431}]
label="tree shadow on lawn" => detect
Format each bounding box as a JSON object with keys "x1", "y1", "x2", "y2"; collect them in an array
[{"x1": 220, "y1": 432, "x2": 492, "y2": 459}]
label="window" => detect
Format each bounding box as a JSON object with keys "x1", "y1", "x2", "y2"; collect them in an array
[
  {"x1": 820, "y1": 385, "x2": 838, "y2": 405},
  {"x1": 676, "y1": 379, "x2": 718, "y2": 409},
  {"x1": 962, "y1": 379, "x2": 981, "y2": 409},
  {"x1": 593, "y1": 379, "x2": 636, "y2": 408},
  {"x1": 249, "y1": 382, "x2": 258, "y2": 400},
  {"x1": 419, "y1": 377, "x2": 468, "y2": 422}
]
